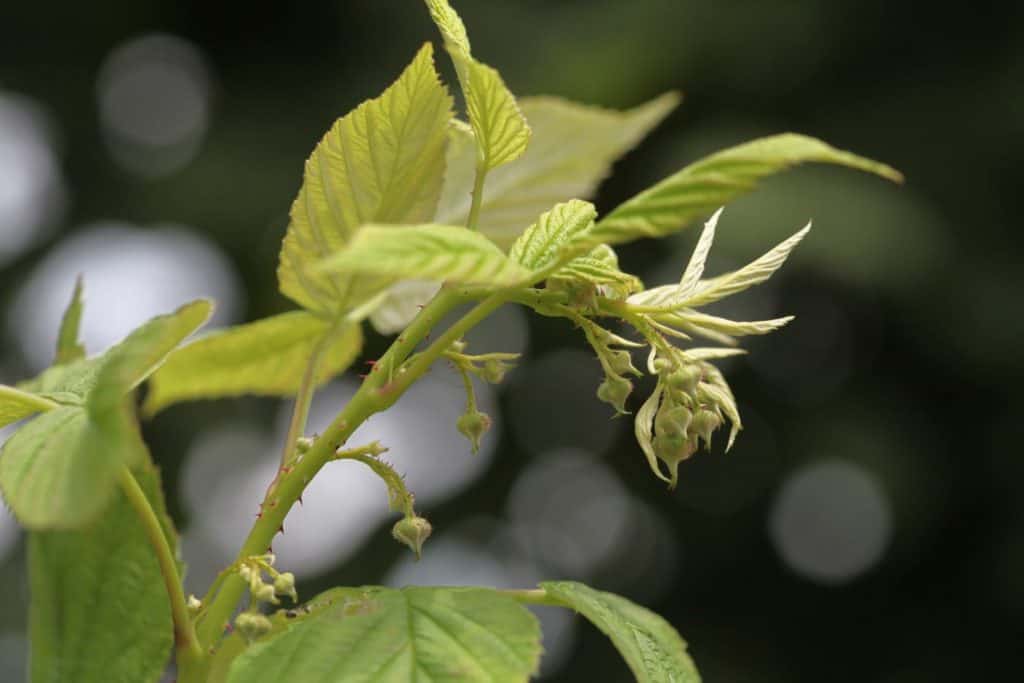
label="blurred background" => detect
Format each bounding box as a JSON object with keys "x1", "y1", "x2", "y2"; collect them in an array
[{"x1": 1, "y1": 0, "x2": 1021, "y2": 681}]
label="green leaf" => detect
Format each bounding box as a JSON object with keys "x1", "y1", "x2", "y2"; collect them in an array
[
  {"x1": 0, "y1": 385, "x2": 57, "y2": 429},
  {"x1": 319, "y1": 224, "x2": 531, "y2": 285},
  {"x1": 29, "y1": 463, "x2": 176, "y2": 683},
  {"x1": 541, "y1": 581, "x2": 701, "y2": 683},
  {"x1": 369, "y1": 280, "x2": 442, "y2": 335},
  {"x1": 17, "y1": 358, "x2": 102, "y2": 401},
  {"x1": 435, "y1": 94, "x2": 679, "y2": 247},
  {"x1": 509, "y1": 199, "x2": 598, "y2": 273},
  {"x1": 425, "y1": 0, "x2": 530, "y2": 171},
  {"x1": 55, "y1": 276, "x2": 86, "y2": 364},
  {"x1": 551, "y1": 245, "x2": 643, "y2": 300},
  {"x1": 143, "y1": 312, "x2": 363, "y2": 415},
  {"x1": 0, "y1": 404, "x2": 145, "y2": 529},
  {"x1": 588, "y1": 133, "x2": 902, "y2": 246},
  {"x1": 634, "y1": 383, "x2": 670, "y2": 485},
  {"x1": 226, "y1": 586, "x2": 541, "y2": 683},
  {"x1": 278, "y1": 43, "x2": 453, "y2": 315},
  {"x1": 90, "y1": 299, "x2": 213, "y2": 414}
]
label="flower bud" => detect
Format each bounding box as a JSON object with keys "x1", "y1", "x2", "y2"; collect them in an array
[
  {"x1": 235, "y1": 612, "x2": 273, "y2": 641},
  {"x1": 392, "y1": 516, "x2": 432, "y2": 559},
  {"x1": 187, "y1": 594, "x2": 202, "y2": 616},
  {"x1": 295, "y1": 436, "x2": 315, "y2": 454},
  {"x1": 273, "y1": 572, "x2": 298, "y2": 602},
  {"x1": 457, "y1": 410, "x2": 492, "y2": 454},
  {"x1": 652, "y1": 357, "x2": 673, "y2": 374},
  {"x1": 596, "y1": 375, "x2": 632, "y2": 414},
  {"x1": 690, "y1": 408, "x2": 722, "y2": 447},
  {"x1": 666, "y1": 365, "x2": 701, "y2": 395},
  {"x1": 482, "y1": 359, "x2": 511, "y2": 384},
  {"x1": 253, "y1": 582, "x2": 279, "y2": 605},
  {"x1": 655, "y1": 404, "x2": 692, "y2": 439},
  {"x1": 607, "y1": 349, "x2": 638, "y2": 377},
  {"x1": 653, "y1": 434, "x2": 698, "y2": 488}
]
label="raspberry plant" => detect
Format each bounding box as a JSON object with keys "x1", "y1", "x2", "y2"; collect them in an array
[{"x1": 0, "y1": 1, "x2": 901, "y2": 681}]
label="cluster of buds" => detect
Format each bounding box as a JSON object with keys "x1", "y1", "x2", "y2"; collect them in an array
[
  {"x1": 446, "y1": 339, "x2": 512, "y2": 454},
  {"x1": 637, "y1": 355, "x2": 741, "y2": 489},
  {"x1": 587, "y1": 325, "x2": 643, "y2": 415},
  {"x1": 233, "y1": 554, "x2": 299, "y2": 641}
]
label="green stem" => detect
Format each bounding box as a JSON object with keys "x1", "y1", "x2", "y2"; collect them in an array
[
  {"x1": 278, "y1": 331, "x2": 331, "y2": 466},
  {"x1": 467, "y1": 164, "x2": 488, "y2": 230},
  {"x1": 117, "y1": 466, "x2": 203, "y2": 670},
  {"x1": 194, "y1": 287, "x2": 506, "y2": 655},
  {"x1": 0, "y1": 385, "x2": 59, "y2": 413}
]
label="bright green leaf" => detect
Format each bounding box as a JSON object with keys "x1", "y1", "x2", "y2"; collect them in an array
[
  {"x1": 436, "y1": 94, "x2": 679, "y2": 247},
  {"x1": 17, "y1": 358, "x2": 102, "y2": 401},
  {"x1": 143, "y1": 312, "x2": 363, "y2": 415},
  {"x1": 541, "y1": 581, "x2": 701, "y2": 683},
  {"x1": 509, "y1": 199, "x2": 598, "y2": 274},
  {"x1": 0, "y1": 404, "x2": 145, "y2": 529},
  {"x1": 278, "y1": 43, "x2": 453, "y2": 315},
  {"x1": 551, "y1": 245, "x2": 643, "y2": 300},
  {"x1": 588, "y1": 133, "x2": 902, "y2": 246},
  {"x1": 0, "y1": 385, "x2": 57, "y2": 429},
  {"x1": 89, "y1": 299, "x2": 213, "y2": 414},
  {"x1": 319, "y1": 224, "x2": 531, "y2": 285},
  {"x1": 226, "y1": 586, "x2": 541, "y2": 683},
  {"x1": 29, "y1": 463, "x2": 175, "y2": 683},
  {"x1": 55, "y1": 276, "x2": 86, "y2": 365}
]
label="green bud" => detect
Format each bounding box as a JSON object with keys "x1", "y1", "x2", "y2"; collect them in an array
[
  {"x1": 273, "y1": 572, "x2": 298, "y2": 602},
  {"x1": 235, "y1": 612, "x2": 273, "y2": 641},
  {"x1": 449, "y1": 339, "x2": 467, "y2": 354},
  {"x1": 457, "y1": 410, "x2": 492, "y2": 454},
  {"x1": 482, "y1": 359, "x2": 511, "y2": 384},
  {"x1": 653, "y1": 434, "x2": 698, "y2": 489},
  {"x1": 655, "y1": 404, "x2": 692, "y2": 439},
  {"x1": 666, "y1": 365, "x2": 701, "y2": 395},
  {"x1": 690, "y1": 408, "x2": 722, "y2": 447},
  {"x1": 392, "y1": 516, "x2": 432, "y2": 559},
  {"x1": 295, "y1": 436, "x2": 315, "y2": 454},
  {"x1": 187, "y1": 594, "x2": 202, "y2": 616},
  {"x1": 607, "y1": 349, "x2": 639, "y2": 377},
  {"x1": 652, "y1": 357, "x2": 674, "y2": 374},
  {"x1": 596, "y1": 375, "x2": 632, "y2": 414},
  {"x1": 253, "y1": 582, "x2": 279, "y2": 605}
]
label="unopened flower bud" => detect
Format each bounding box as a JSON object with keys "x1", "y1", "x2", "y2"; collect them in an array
[
  {"x1": 653, "y1": 434, "x2": 698, "y2": 488},
  {"x1": 296, "y1": 436, "x2": 315, "y2": 454},
  {"x1": 187, "y1": 594, "x2": 202, "y2": 616},
  {"x1": 450, "y1": 339, "x2": 467, "y2": 354},
  {"x1": 655, "y1": 404, "x2": 692, "y2": 439},
  {"x1": 652, "y1": 357, "x2": 673, "y2": 374},
  {"x1": 392, "y1": 516, "x2": 432, "y2": 559},
  {"x1": 666, "y1": 365, "x2": 701, "y2": 395},
  {"x1": 253, "y1": 582, "x2": 279, "y2": 605},
  {"x1": 235, "y1": 612, "x2": 273, "y2": 641},
  {"x1": 482, "y1": 359, "x2": 511, "y2": 384},
  {"x1": 457, "y1": 410, "x2": 492, "y2": 454},
  {"x1": 596, "y1": 375, "x2": 632, "y2": 414},
  {"x1": 273, "y1": 572, "x2": 298, "y2": 602},
  {"x1": 607, "y1": 349, "x2": 638, "y2": 377},
  {"x1": 690, "y1": 408, "x2": 722, "y2": 447}
]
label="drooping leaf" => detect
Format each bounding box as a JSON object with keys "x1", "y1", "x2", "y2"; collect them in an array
[
  {"x1": 436, "y1": 94, "x2": 679, "y2": 247},
  {"x1": 29, "y1": 463, "x2": 175, "y2": 683},
  {"x1": 318, "y1": 224, "x2": 531, "y2": 285},
  {"x1": 684, "y1": 222, "x2": 811, "y2": 308},
  {"x1": 425, "y1": 0, "x2": 530, "y2": 172},
  {"x1": 226, "y1": 586, "x2": 541, "y2": 683},
  {"x1": 278, "y1": 43, "x2": 453, "y2": 315},
  {"x1": 143, "y1": 312, "x2": 363, "y2": 415},
  {"x1": 55, "y1": 276, "x2": 86, "y2": 364},
  {"x1": 0, "y1": 404, "x2": 145, "y2": 529},
  {"x1": 588, "y1": 133, "x2": 902, "y2": 246},
  {"x1": 0, "y1": 385, "x2": 56, "y2": 429},
  {"x1": 634, "y1": 383, "x2": 669, "y2": 485},
  {"x1": 541, "y1": 581, "x2": 701, "y2": 683},
  {"x1": 551, "y1": 245, "x2": 643, "y2": 300},
  {"x1": 509, "y1": 199, "x2": 598, "y2": 273}
]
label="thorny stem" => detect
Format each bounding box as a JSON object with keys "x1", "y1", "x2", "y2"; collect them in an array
[
  {"x1": 192, "y1": 286, "x2": 508, "y2": 665},
  {"x1": 117, "y1": 466, "x2": 203, "y2": 670},
  {"x1": 278, "y1": 329, "x2": 333, "y2": 466}
]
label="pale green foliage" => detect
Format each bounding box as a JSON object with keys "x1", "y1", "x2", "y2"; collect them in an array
[
  {"x1": 509, "y1": 199, "x2": 598, "y2": 272},
  {"x1": 551, "y1": 244, "x2": 643, "y2": 301},
  {"x1": 30, "y1": 464, "x2": 176, "y2": 683},
  {"x1": 425, "y1": 0, "x2": 530, "y2": 171},
  {"x1": 436, "y1": 94, "x2": 680, "y2": 246},
  {"x1": 55, "y1": 276, "x2": 86, "y2": 364},
  {"x1": 635, "y1": 383, "x2": 666, "y2": 484},
  {"x1": 318, "y1": 224, "x2": 531, "y2": 285},
  {"x1": 226, "y1": 586, "x2": 541, "y2": 682},
  {"x1": 144, "y1": 312, "x2": 363, "y2": 415},
  {"x1": 542, "y1": 581, "x2": 701, "y2": 683},
  {"x1": 589, "y1": 133, "x2": 901, "y2": 246},
  {"x1": 277, "y1": 43, "x2": 453, "y2": 315}
]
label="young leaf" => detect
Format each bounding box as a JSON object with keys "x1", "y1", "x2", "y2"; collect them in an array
[
  {"x1": 278, "y1": 43, "x2": 453, "y2": 315},
  {"x1": 677, "y1": 208, "x2": 722, "y2": 299},
  {"x1": 226, "y1": 586, "x2": 541, "y2": 682},
  {"x1": 425, "y1": 0, "x2": 530, "y2": 171},
  {"x1": 55, "y1": 276, "x2": 86, "y2": 364},
  {"x1": 684, "y1": 222, "x2": 811, "y2": 307},
  {"x1": 588, "y1": 133, "x2": 902, "y2": 246},
  {"x1": 436, "y1": 94, "x2": 679, "y2": 247},
  {"x1": 16, "y1": 357, "x2": 103, "y2": 402},
  {"x1": 29, "y1": 463, "x2": 176, "y2": 683},
  {"x1": 0, "y1": 404, "x2": 145, "y2": 529},
  {"x1": 667, "y1": 310, "x2": 795, "y2": 339},
  {"x1": 541, "y1": 581, "x2": 701, "y2": 683},
  {"x1": 635, "y1": 383, "x2": 670, "y2": 484},
  {"x1": 552, "y1": 248, "x2": 644, "y2": 300},
  {"x1": 143, "y1": 312, "x2": 363, "y2": 415},
  {"x1": 0, "y1": 385, "x2": 57, "y2": 429},
  {"x1": 508, "y1": 199, "x2": 598, "y2": 273},
  {"x1": 318, "y1": 224, "x2": 531, "y2": 285}
]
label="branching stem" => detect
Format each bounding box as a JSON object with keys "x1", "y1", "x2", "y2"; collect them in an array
[{"x1": 279, "y1": 329, "x2": 332, "y2": 466}]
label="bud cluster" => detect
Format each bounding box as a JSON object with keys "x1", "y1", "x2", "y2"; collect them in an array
[
  {"x1": 587, "y1": 325, "x2": 642, "y2": 415},
  {"x1": 238, "y1": 554, "x2": 298, "y2": 608}
]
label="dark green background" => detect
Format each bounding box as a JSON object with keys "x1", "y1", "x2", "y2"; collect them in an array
[{"x1": 1, "y1": 1, "x2": 1022, "y2": 681}]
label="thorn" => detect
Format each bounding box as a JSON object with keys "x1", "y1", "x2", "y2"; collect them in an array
[
  {"x1": 277, "y1": 524, "x2": 285, "y2": 535},
  {"x1": 297, "y1": 495, "x2": 303, "y2": 506},
  {"x1": 365, "y1": 359, "x2": 378, "y2": 367},
  {"x1": 223, "y1": 622, "x2": 233, "y2": 634}
]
